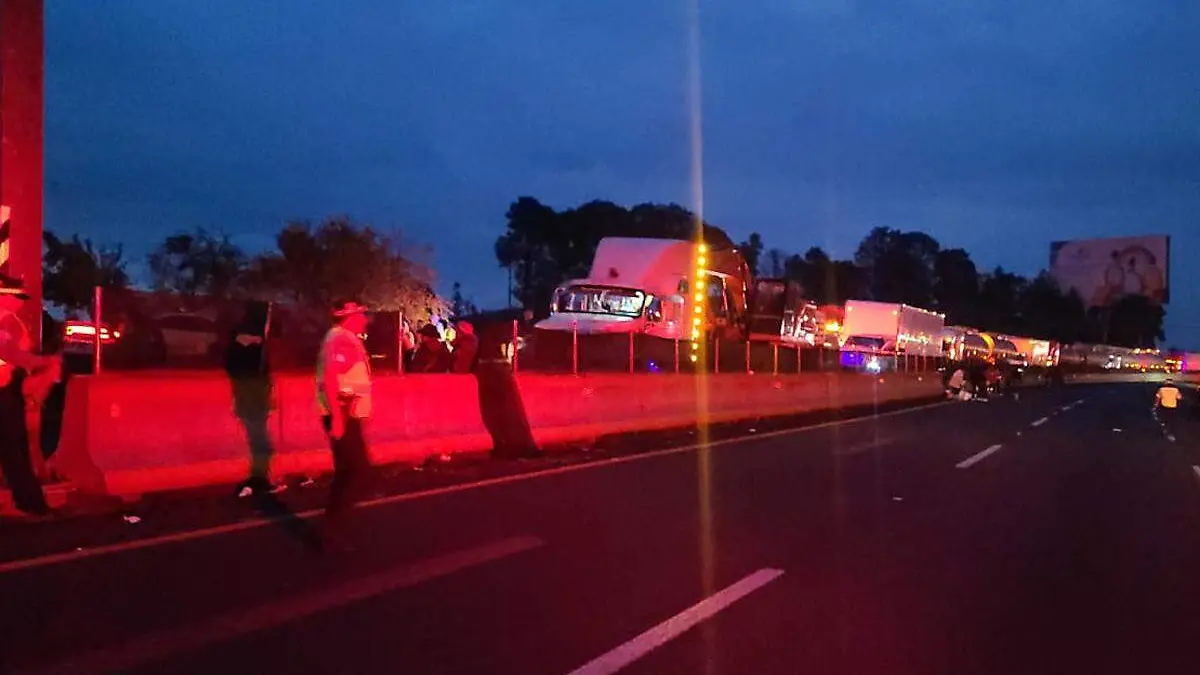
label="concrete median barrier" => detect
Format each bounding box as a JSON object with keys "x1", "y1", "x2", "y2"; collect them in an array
[
  {"x1": 49, "y1": 371, "x2": 944, "y2": 497},
  {"x1": 1061, "y1": 372, "x2": 1198, "y2": 385}
]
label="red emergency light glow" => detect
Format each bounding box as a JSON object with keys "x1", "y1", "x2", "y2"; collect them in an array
[{"x1": 65, "y1": 321, "x2": 118, "y2": 341}]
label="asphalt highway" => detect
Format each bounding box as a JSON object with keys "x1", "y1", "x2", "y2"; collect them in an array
[{"x1": 2, "y1": 383, "x2": 1198, "y2": 675}]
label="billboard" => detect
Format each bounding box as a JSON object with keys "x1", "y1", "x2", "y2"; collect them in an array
[{"x1": 1050, "y1": 235, "x2": 1170, "y2": 307}]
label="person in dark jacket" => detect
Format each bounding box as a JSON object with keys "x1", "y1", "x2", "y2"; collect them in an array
[
  {"x1": 451, "y1": 321, "x2": 479, "y2": 373},
  {"x1": 224, "y1": 304, "x2": 283, "y2": 497},
  {"x1": 409, "y1": 324, "x2": 451, "y2": 373},
  {"x1": 474, "y1": 321, "x2": 541, "y2": 459}
]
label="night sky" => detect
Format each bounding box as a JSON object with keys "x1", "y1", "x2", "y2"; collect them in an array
[{"x1": 45, "y1": 2, "x2": 1200, "y2": 347}]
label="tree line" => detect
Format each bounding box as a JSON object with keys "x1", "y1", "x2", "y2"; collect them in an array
[
  {"x1": 495, "y1": 197, "x2": 1166, "y2": 349},
  {"x1": 41, "y1": 216, "x2": 446, "y2": 324}
]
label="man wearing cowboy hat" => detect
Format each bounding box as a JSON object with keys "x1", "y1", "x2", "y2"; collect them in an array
[
  {"x1": 0, "y1": 276, "x2": 59, "y2": 518},
  {"x1": 316, "y1": 299, "x2": 373, "y2": 549}
]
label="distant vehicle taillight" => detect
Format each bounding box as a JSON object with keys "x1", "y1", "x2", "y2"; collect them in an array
[{"x1": 64, "y1": 321, "x2": 119, "y2": 343}]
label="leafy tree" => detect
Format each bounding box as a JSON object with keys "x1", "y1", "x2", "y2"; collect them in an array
[
  {"x1": 854, "y1": 227, "x2": 940, "y2": 307},
  {"x1": 1016, "y1": 272, "x2": 1089, "y2": 344},
  {"x1": 42, "y1": 231, "x2": 129, "y2": 313},
  {"x1": 147, "y1": 228, "x2": 246, "y2": 298},
  {"x1": 976, "y1": 267, "x2": 1028, "y2": 335},
  {"x1": 933, "y1": 248, "x2": 979, "y2": 326},
  {"x1": 784, "y1": 247, "x2": 865, "y2": 305},
  {"x1": 494, "y1": 197, "x2": 735, "y2": 313},
  {"x1": 249, "y1": 216, "x2": 445, "y2": 323},
  {"x1": 738, "y1": 233, "x2": 764, "y2": 277},
  {"x1": 450, "y1": 282, "x2": 479, "y2": 316},
  {"x1": 764, "y1": 248, "x2": 787, "y2": 277},
  {"x1": 1098, "y1": 295, "x2": 1165, "y2": 348}
]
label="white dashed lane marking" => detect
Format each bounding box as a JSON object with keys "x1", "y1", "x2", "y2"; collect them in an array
[{"x1": 956, "y1": 444, "x2": 1004, "y2": 470}]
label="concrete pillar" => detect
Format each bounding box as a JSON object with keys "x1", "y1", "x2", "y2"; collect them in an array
[{"x1": 1, "y1": 0, "x2": 45, "y2": 347}]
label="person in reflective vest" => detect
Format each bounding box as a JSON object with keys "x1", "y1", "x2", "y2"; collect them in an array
[
  {"x1": 0, "y1": 276, "x2": 60, "y2": 519},
  {"x1": 1155, "y1": 377, "x2": 1183, "y2": 440},
  {"x1": 316, "y1": 299, "x2": 373, "y2": 550}
]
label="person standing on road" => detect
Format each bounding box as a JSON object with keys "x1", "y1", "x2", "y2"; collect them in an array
[
  {"x1": 316, "y1": 300, "x2": 374, "y2": 550},
  {"x1": 225, "y1": 302, "x2": 284, "y2": 498},
  {"x1": 1155, "y1": 377, "x2": 1183, "y2": 440},
  {"x1": 0, "y1": 277, "x2": 60, "y2": 519}
]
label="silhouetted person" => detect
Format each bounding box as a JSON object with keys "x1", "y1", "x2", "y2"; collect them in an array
[
  {"x1": 0, "y1": 276, "x2": 59, "y2": 519},
  {"x1": 969, "y1": 363, "x2": 989, "y2": 401},
  {"x1": 475, "y1": 322, "x2": 540, "y2": 459},
  {"x1": 225, "y1": 303, "x2": 282, "y2": 498},
  {"x1": 37, "y1": 310, "x2": 66, "y2": 466},
  {"x1": 409, "y1": 324, "x2": 451, "y2": 373},
  {"x1": 1050, "y1": 364, "x2": 1065, "y2": 386},
  {"x1": 520, "y1": 308, "x2": 536, "y2": 336},
  {"x1": 452, "y1": 321, "x2": 479, "y2": 373}
]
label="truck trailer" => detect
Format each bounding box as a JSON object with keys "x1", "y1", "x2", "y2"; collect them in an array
[{"x1": 840, "y1": 300, "x2": 946, "y2": 357}]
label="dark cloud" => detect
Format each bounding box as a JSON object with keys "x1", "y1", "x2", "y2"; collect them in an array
[{"x1": 45, "y1": 1, "x2": 1200, "y2": 344}]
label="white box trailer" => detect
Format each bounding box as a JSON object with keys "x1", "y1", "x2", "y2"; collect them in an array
[
  {"x1": 841, "y1": 300, "x2": 946, "y2": 357},
  {"x1": 1004, "y1": 336, "x2": 1057, "y2": 367}
]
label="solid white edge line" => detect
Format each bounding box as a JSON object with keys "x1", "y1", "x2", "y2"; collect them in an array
[
  {"x1": 1031, "y1": 417, "x2": 1048, "y2": 427},
  {"x1": 956, "y1": 444, "x2": 1003, "y2": 470},
  {"x1": 23, "y1": 536, "x2": 545, "y2": 675},
  {"x1": 565, "y1": 568, "x2": 785, "y2": 675},
  {"x1": 1, "y1": 401, "x2": 953, "y2": 575}
]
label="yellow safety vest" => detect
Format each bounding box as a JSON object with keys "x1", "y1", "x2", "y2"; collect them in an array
[
  {"x1": 316, "y1": 325, "x2": 373, "y2": 418},
  {"x1": 1158, "y1": 386, "x2": 1181, "y2": 409}
]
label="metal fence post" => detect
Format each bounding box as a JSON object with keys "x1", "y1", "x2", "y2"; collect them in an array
[
  {"x1": 772, "y1": 343, "x2": 779, "y2": 375},
  {"x1": 674, "y1": 337, "x2": 680, "y2": 374},
  {"x1": 398, "y1": 312, "x2": 406, "y2": 374},
  {"x1": 572, "y1": 320, "x2": 579, "y2": 375},
  {"x1": 745, "y1": 340, "x2": 751, "y2": 374},
  {"x1": 714, "y1": 337, "x2": 720, "y2": 374},
  {"x1": 92, "y1": 286, "x2": 103, "y2": 374},
  {"x1": 628, "y1": 331, "x2": 635, "y2": 374},
  {"x1": 510, "y1": 319, "x2": 519, "y2": 374}
]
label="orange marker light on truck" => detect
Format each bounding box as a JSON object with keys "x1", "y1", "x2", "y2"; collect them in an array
[{"x1": 690, "y1": 242, "x2": 707, "y2": 359}]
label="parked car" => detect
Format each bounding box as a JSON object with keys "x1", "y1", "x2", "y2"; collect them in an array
[{"x1": 156, "y1": 313, "x2": 222, "y2": 361}]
